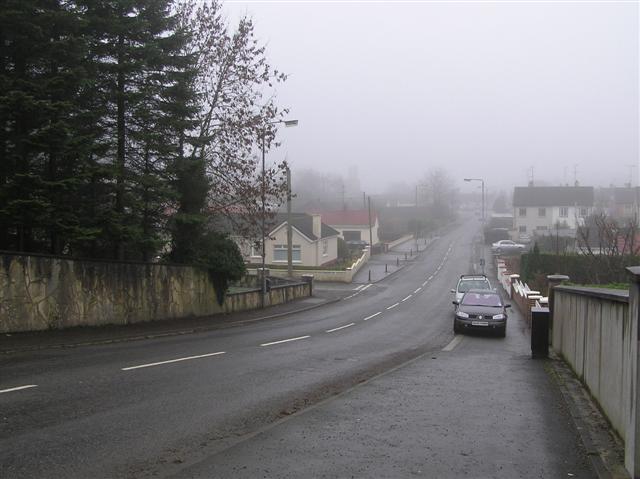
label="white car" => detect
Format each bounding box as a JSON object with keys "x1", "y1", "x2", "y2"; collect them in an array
[
  {"x1": 491, "y1": 239, "x2": 526, "y2": 255},
  {"x1": 451, "y1": 275, "x2": 492, "y2": 305}
]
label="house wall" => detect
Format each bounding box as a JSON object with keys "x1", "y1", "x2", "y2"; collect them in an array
[
  {"x1": 265, "y1": 227, "x2": 338, "y2": 267},
  {"x1": 514, "y1": 206, "x2": 590, "y2": 234}
]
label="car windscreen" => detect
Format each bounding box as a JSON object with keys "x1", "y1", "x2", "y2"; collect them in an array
[
  {"x1": 461, "y1": 292, "x2": 502, "y2": 307},
  {"x1": 458, "y1": 280, "x2": 490, "y2": 292}
]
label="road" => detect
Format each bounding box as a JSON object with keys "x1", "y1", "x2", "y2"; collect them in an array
[{"x1": 0, "y1": 218, "x2": 594, "y2": 478}]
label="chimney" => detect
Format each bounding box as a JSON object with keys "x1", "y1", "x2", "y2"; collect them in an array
[{"x1": 312, "y1": 214, "x2": 322, "y2": 239}]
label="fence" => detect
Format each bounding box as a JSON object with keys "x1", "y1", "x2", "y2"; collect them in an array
[{"x1": 551, "y1": 276, "x2": 639, "y2": 477}]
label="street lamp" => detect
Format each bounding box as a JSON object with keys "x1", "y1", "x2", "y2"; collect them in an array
[
  {"x1": 464, "y1": 178, "x2": 485, "y2": 222},
  {"x1": 260, "y1": 119, "x2": 298, "y2": 308}
]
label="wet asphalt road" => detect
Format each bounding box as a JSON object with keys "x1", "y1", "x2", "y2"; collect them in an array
[{"x1": 0, "y1": 218, "x2": 594, "y2": 478}]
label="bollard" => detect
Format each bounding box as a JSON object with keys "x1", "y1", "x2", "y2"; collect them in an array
[
  {"x1": 531, "y1": 307, "x2": 550, "y2": 358},
  {"x1": 385, "y1": 263, "x2": 388, "y2": 273},
  {"x1": 396, "y1": 257, "x2": 400, "y2": 267},
  {"x1": 368, "y1": 269, "x2": 371, "y2": 282},
  {"x1": 404, "y1": 252, "x2": 407, "y2": 261}
]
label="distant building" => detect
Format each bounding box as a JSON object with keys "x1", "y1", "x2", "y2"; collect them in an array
[
  {"x1": 513, "y1": 186, "x2": 594, "y2": 236},
  {"x1": 596, "y1": 186, "x2": 640, "y2": 220},
  {"x1": 313, "y1": 210, "x2": 380, "y2": 246}
]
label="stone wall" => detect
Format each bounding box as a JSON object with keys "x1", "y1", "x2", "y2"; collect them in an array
[{"x1": 0, "y1": 253, "x2": 311, "y2": 333}]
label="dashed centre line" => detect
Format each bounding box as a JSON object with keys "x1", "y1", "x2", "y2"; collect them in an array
[
  {"x1": 0, "y1": 384, "x2": 38, "y2": 394},
  {"x1": 260, "y1": 335, "x2": 310, "y2": 347},
  {"x1": 401, "y1": 295, "x2": 412, "y2": 302},
  {"x1": 363, "y1": 312, "x2": 382, "y2": 321},
  {"x1": 414, "y1": 287, "x2": 422, "y2": 293},
  {"x1": 326, "y1": 323, "x2": 355, "y2": 333},
  {"x1": 122, "y1": 351, "x2": 226, "y2": 371},
  {"x1": 387, "y1": 302, "x2": 399, "y2": 310}
]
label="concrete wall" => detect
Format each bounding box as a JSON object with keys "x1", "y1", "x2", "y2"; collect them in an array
[
  {"x1": 256, "y1": 247, "x2": 370, "y2": 283},
  {"x1": 552, "y1": 284, "x2": 638, "y2": 476},
  {"x1": 0, "y1": 253, "x2": 311, "y2": 333}
]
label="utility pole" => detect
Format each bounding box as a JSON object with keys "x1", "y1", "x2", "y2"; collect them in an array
[
  {"x1": 368, "y1": 196, "x2": 373, "y2": 254},
  {"x1": 286, "y1": 166, "x2": 293, "y2": 277},
  {"x1": 260, "y1": 134, "x2": 266, "y2": 309}
]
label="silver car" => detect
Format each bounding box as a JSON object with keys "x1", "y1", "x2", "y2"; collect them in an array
[
  {"x1": 451, "y1": 275, "x2": 492, "y2": 305},
  {"x1": 491, "y1": 239, "x2": 526, "y2": 255}
]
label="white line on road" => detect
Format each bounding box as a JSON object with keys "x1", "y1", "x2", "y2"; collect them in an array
[
  {"x1": 363, "y1": 312, "x2": 382, "y2": 321},
  {"x1": 343, "y1": 294, "x2": 355, "y2": 300},
  {"x1": 326, "y1": 323, "x2": 355, "y2": 333},
  {"x1": 401, "y1": 295, "x2": 412, "y2": 302},
  {"x1": 360, "y1": 284, "x2": 373, "y2": 292},
  {"x1": 442, "y1": 336, "x2": 463, "y2": 352},
  {"x1": 387, "y1": 302, "x2": 399, "y2": 310},
  {"x1": 0, "y1": 384, "x2": 38, "y2": 394},
  {"x1": 428, "y1": 275, "x2": 434, "y2": 280},
  {"x1": 260, "y1": 336, "x2": 310, "y2": 347},
  {"x1": 354, "y1": 284, "x2": 365, "y2": 291},
  {"x1": 122, "y1": 352, "x2": 226, "y2": 371},
  {"x1": 414, "y1": 287, "x2": 422, "y2": 293},
  {"x1": 422, "y1": 281, "x2": 428, "y2": 286}
]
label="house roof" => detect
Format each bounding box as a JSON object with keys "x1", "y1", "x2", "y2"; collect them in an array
[
  {"x1": 513, "y1": 186, "x2": 594, "y2": 207},
  {"x1": 613, "y1": 187, "x2": 640, "y2": 205},
  {"x1": 313, "y1": 210, "x2": 376, "y2": 226},
  {"x1": 270, "y1": 213, "x2": 339, "y2": 241}
]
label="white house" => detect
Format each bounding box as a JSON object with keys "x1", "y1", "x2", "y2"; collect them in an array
[
  {"x1": 513, "y1": 185, "x2": 594, "y2": 237},
  {"x1": 241, "y1": 213, "x2": 340, "y2": 267},
  {"x1": 314, "y1": 210, "x2": 380, "y2": 246}
]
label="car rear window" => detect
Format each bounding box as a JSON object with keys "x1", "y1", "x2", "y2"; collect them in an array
[
  {"x1": 461, "y1": 292, "x2": 502, "y2": 307},
  {"x1": 458, "y1": 279, "x2": 490, "y2": 292}
]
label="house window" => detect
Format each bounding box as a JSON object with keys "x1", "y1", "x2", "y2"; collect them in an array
[
  {"x1": 250, "y1": 241, "x2": 262, "y2": 258},
  {"x1": 518, "y1": 208, "x2": 526, "y2": 217},
  {"x1": 273, "y1": 244, "x2": 301, "y2": 262},
  {"x1": 538, "y1": 208, "x2": 546, "y2": 217},
  {"x1": 322, "y1": 239, "x2": 328, "y2": 256},
  {"x1": 579, "y1": 207, "x2": 588, "y2": 217},
  {"x1": 559, "y1": 207, "x2": 568, "y2": 218},
  {"x1": 519, "y1": 225, "x2": 527, "y2": 233}
]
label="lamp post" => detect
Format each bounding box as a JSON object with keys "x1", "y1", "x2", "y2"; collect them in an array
[
  {"x1": 260, "y1": 119, "x2": 298, "y2": 308},
  {"x1": 464, "y1": 178, "x2": 485, "y2": 222}
]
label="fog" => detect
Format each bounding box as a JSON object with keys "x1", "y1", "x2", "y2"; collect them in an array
[{"x1": 223, "y1": 0, "x2": 639, "y2": 193}]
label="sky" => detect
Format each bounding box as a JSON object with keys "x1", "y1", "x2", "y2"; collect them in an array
[{"x1": 221, "y1": 0, "x2": 639, "y2": 195}]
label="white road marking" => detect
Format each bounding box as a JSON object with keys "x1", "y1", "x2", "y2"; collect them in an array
[
  {"x1": 343, "y1": 294, "x2": 355, "y2": 300},
  {"x1": 422, "y1": 281, "x2": 428, "y2": 286},
  {"x1": 122, "y1": 352, "x2": 226, "y2": 370},
  {"x1": 387, "y1": 302, "x2": 399, "y2": 310},
  {"x1": 363, "y1": 312, "x2": 382, "y2": 321},
  {"x1": 326, "y1": 323, "x2": 355, "y2": 333},
  {"x1": 360, "y1": 284, "x2": 373, "y2": 292},
  {"x1": 354, "y1": 284, "x2": 365, "y2": 291},
  {"x1": 442, "y1": 335, "x2": 464, "y2": 352},
  {"x1": 428, "y1": 275, "x2": 434, "y2": 280},
  {"x1": 414, "y1": 287, "x2": 422, "y2": 293},
  {"x1": 0, "y1": 384, "x2": 38, "y2": 394},
  {"x1": 401, "y1": 295, "x2": 412, "y2": 302},
  {"x1": 260, "y1": 336, "x2": 310, "y2": 347}
]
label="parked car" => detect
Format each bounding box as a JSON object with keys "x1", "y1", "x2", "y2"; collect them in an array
[
  {"x1": 491, "y1": 239, "x2": 526, "y2": 255},
  {"x1": 453, "y1": 289, "x2": 511, "y2": 337},
  {"x1": 451, "y1": 274, "x2": 492, "y2": 306}
]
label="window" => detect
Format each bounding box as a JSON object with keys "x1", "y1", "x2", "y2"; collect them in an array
[
  {"x1": 519, "y1": 225, "x2": 527, "y2": 233},
  {"x1": 538, "y1": 208, "x2": 546, "y2": 217},
  {"x1": 322, "y1": 239, "x2": 328, "y2": 256},
  {"x1": 559, "y1": 207, "x2": 568, "y2": 218},
  {"x1": 579, "y1": 207, "x2": 588, "y2": 217},
  {"x1": 518, "y1": 208, "x2": 526, "y2": 217},
  {"x1": 273, "y1": 244, "x2": 301, "y2": 262},
  {"x1": 250, "y1": 241, "x2": 262, "y2": 258}
]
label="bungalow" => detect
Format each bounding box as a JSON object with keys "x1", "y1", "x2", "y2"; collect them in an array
[
  {"x1": 314, "y1": 210, "x2": 380, "y2": 246},
  {"x1": 241, "y1": 213, "x2": 340, "y2": 267},
  {"x1": 513, "y1": 185, "x2": 594, "y2": 237}
]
